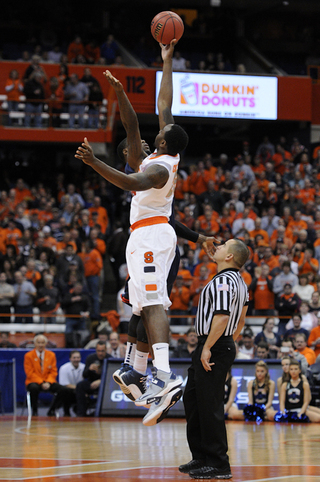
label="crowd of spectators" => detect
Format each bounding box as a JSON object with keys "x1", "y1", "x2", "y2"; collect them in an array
[
  {"x1": 0, "y1": 176, "x2": 114, "y2": 347},
  {"x1": 0, "y1": 131, "x2": 320, "y2": 361},
  {"x1": 4, "y1": 58, "x2": 107, "y2": 128}
]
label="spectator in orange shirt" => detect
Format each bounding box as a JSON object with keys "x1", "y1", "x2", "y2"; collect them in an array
[
  {"x1": 0, "y1": 227, "x2": 7, "y2": 255},
  {"x1": 197, "y1": 204, "x2": 219, "y2": 236},
  {"x1": 298, "y1": 248, "x2": 319, "y2": 276},
  {"x1": 88, "y1": 196, "x2": 108, "y2": 234},
  {"x1": 188, "y1": 161, "x2": 211, "y2": 196},
  {"x1": 56, "y1": 232, "x2": 78, "y2": 255},
  {"x1": 14, "y1": 179, "x2": 33, "y2": 205},
  {"x1": 177, "y1": 259, "x2": 194, "y2": 288},
  {"x1": 174, "y1": 172, "x2": 188, "y2": 201},
  {"x1": 42, "y1": 226, "x2": 57, "y2": 251},
  {"x1": 189, "y1": 265, "x2": 210, "y2": 315},
  {"x1": 251, "y1": 155, "x2": 266, "y2": 178},
  {"x1": 89, "y1": 227, "x2": 106, "y2": 257},
  {"x1": 250, "y1": 265, "x2": 275, "y2": 316},
  {"x1": 272, "y1": 143, "x2": 292, "y2": 175},
  {"x1": 38, "y1": 201, "x2": 54, "y2": 224},
  {"x1": 181, "y1": 206, "x2": 195, "y2": 230},
  {"x1": 78, "y1": 239, "x2": 103, "y2": 320},
  {"x1": 267, "y1": 182, "x2": 278, "y2": 207},
  {"x1": 295, "y1": 333, "x2": 316, "y2": 366},
  {"x1": 298, "y1": 179, "x2": 316, "y2": 205},
  {"x1": 308, "y1": 314, "x2": 320, "y2": 358},
  {"x1": 5, "y1": 69, "x2": 24, "y2": 124},
  {"x1": 67, "y1": 35, "x2": 85, "y2": 63},
  {"x1": 249, "y1": 216, "x2": 269, "y2": 244},
  {"x1": 84, "y1": 40, "x2": 101, "y2": 64},
  {"x1": 257, "y1": 170, "x2": 270, "y2": 194},
  {"x1": 193, "y1": 253, "x2": 217, "y2": 278},
  {"x1": 252, "y1": 240, "x2": 268, "y2": 266},
  {"x1": 4, "y1": 219, "x2": 22, "y2": 250},
  {"x1": 25, "y1": 259, "x2": 42, "y2": 286},
  {"x1": 169, "y1": 276, "x2": 190, "y2": 325},
  {"x1": 262, "y1": 246, "x2": 280, "y2": 273},
  {"x1": 296, "y1": 152, "x2": 312, "y2": 179},
  {"x1": 287, "y1": 210, "x2": 308, "y2": 240}
]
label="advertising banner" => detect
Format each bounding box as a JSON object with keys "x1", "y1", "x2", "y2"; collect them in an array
[{"x1": 156, "y1": 72, "x2": 278, "y2": 120}]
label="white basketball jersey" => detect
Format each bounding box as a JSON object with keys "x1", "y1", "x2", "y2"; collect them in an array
[{"x1": 130, "y1": 152, "x2": 180, "y2": 225}]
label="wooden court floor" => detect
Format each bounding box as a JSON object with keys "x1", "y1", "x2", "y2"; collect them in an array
[{"x1": 0, "y1": 416, "x2": 320, "y2": 482}]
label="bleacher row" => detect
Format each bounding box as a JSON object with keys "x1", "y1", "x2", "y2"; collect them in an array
[{"x1": 0, "y1": 94, "x2": 108, "y2": 127}]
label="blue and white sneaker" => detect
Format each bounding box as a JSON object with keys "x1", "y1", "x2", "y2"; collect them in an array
[
  {"x1": 142, "y1": 387, "x2": 183, "y2": 426},
  {"x1": 135, "y1": 367, "x2": 182, "y2": 407},
  {"x1": 113, "y1": 363, "x2": 134, "y2": 401},
  {"x1": 114, "y1": 367, "x2": 148, "y2": 401}
]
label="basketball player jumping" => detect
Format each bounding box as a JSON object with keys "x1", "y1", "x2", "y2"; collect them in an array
[{"x1": 75, "y1": 40, "x2": 190, "y2": 425}]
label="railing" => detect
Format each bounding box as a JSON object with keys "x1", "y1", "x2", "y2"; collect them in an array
[
  {"x1": 0, "y1": 96, "x2": 108, "y2": 129},
  {"x1": 0, "y1": 311, "x2": 286, "y2": 339}
]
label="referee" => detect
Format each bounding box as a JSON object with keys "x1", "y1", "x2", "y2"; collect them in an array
[{"x1": 179, "y1": 239, "x2": 249, "y2": 480}]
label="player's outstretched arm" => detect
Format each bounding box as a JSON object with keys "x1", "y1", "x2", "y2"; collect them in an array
[
  {"x1": 75, "y1": 138, "x2": 168, "y2": 191},
  {"x1": 103, "y1": 70, "x2": 144, "y2": 172},
  {"x1": 158, "y1": 40, "x2": 176, "y2": 130},
  {"x1": 175, "y1": 220, "x2": 220, "y2": 249}
]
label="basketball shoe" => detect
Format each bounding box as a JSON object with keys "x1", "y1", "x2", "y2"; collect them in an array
[
  {"x1": 142, "y1": 387, "x2": 183, "y2": 426},
  {"x1": 135, "y1": 367, "x2": 182, "y2": 407},
  {"x1": 113, "y1": 367, "x2": 148, "y2": 401}
]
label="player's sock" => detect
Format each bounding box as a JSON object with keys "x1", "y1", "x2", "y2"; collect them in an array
[
  {"x1": 152, "y1": 343, "x2": 170, "y2": 373},
  {"x1": 124, "y1": 342, "x2": 136, "y2": 367},
  {"x1": 133, "y1": 350, "x2": 148, "y2": 375}
]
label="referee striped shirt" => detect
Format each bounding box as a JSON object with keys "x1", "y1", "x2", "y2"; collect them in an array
[{"x1": 195, "y1": 268, "x2": 249, "y2": 337}]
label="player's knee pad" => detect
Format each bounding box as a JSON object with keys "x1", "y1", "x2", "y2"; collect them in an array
[
  {"x1": 137, "y1": 319, "x2": 148, "y2": 344},
  {"x1": 127, "y1": 314, "x2": 140, "y2": 338}
]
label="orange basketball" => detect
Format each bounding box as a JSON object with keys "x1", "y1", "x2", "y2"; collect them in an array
[{"x1": 151, "y1": 11, "x2": 184, "y2": 45}]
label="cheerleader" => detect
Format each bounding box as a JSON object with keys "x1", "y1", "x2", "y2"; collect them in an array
[
  {"x1": 278, "y1": 359, "x2": 320, "y2": 422},
  {"x1": 224, "y1": 369, "x2": 238, "y2": 419},
  {"x1": 229, "y1": 361, "x2": 276, "y2": 421}
]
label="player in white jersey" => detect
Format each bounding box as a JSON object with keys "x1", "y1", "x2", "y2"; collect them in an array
[
  {"x1": 127, "y1": 149, "x2": 179, "y2": 315},
  {"x1": 75, "y1": 40, "x2": 189, "y2": 425}
]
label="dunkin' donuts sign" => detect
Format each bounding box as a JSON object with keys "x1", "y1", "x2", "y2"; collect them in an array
[{"x1": 156, "y1": 72, "x2": 278, "y2": 120}]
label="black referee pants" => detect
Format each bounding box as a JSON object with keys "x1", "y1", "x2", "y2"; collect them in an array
[{"x1": 183, "y1": 335, "x2": 236, "y2": 469}]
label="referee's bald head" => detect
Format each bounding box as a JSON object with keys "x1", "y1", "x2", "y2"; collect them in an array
[{"x1": 228, "y1": 239, "x2": 250, "y2": 268}]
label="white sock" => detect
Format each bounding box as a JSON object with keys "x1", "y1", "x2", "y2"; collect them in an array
[
  {"x1": 133, "y1": 350, "x2": 148, "y2": 375},
  {"x1": 124, "y1": 342, "x2": 136, "y2": 367},
  {"x1": 152, "y1": 343, "x2": 170, "y2": 373}
]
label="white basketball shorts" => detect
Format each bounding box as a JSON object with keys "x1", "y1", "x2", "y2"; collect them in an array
[{"x1": 126, "y1": 221, "x2": 176, "y2": 316}]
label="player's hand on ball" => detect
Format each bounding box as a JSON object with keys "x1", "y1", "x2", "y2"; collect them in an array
[
  {"x1": 75, "y1": 137, "x2": 95, "y2": 165},
  {"x1": 160, "y1": 39, "x2": 176, "y2": 61},
  {"x1": 103, "y1": 70, "x2": 123, "y2": 91}
]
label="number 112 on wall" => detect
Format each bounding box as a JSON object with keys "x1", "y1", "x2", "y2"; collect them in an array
[{"x1": 126, "y1": 76, "x2": 145, "y2": 93}]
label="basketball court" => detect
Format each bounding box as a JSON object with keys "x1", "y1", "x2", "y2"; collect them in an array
[{"x1": 1, "y1": 416, "x2": 319, "y2": 481}]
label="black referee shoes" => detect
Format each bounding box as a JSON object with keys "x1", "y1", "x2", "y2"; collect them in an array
[
  {"x1": 189, "y1": 465, "x2": 232, "y2": 479},
  {"x1": 179, "y1": 459, "x2": 204, "y2": 474}
]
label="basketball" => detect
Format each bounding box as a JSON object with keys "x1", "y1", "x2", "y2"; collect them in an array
[{"x1": 151, "y1": 11, "x2": 184, "y2": 45}]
